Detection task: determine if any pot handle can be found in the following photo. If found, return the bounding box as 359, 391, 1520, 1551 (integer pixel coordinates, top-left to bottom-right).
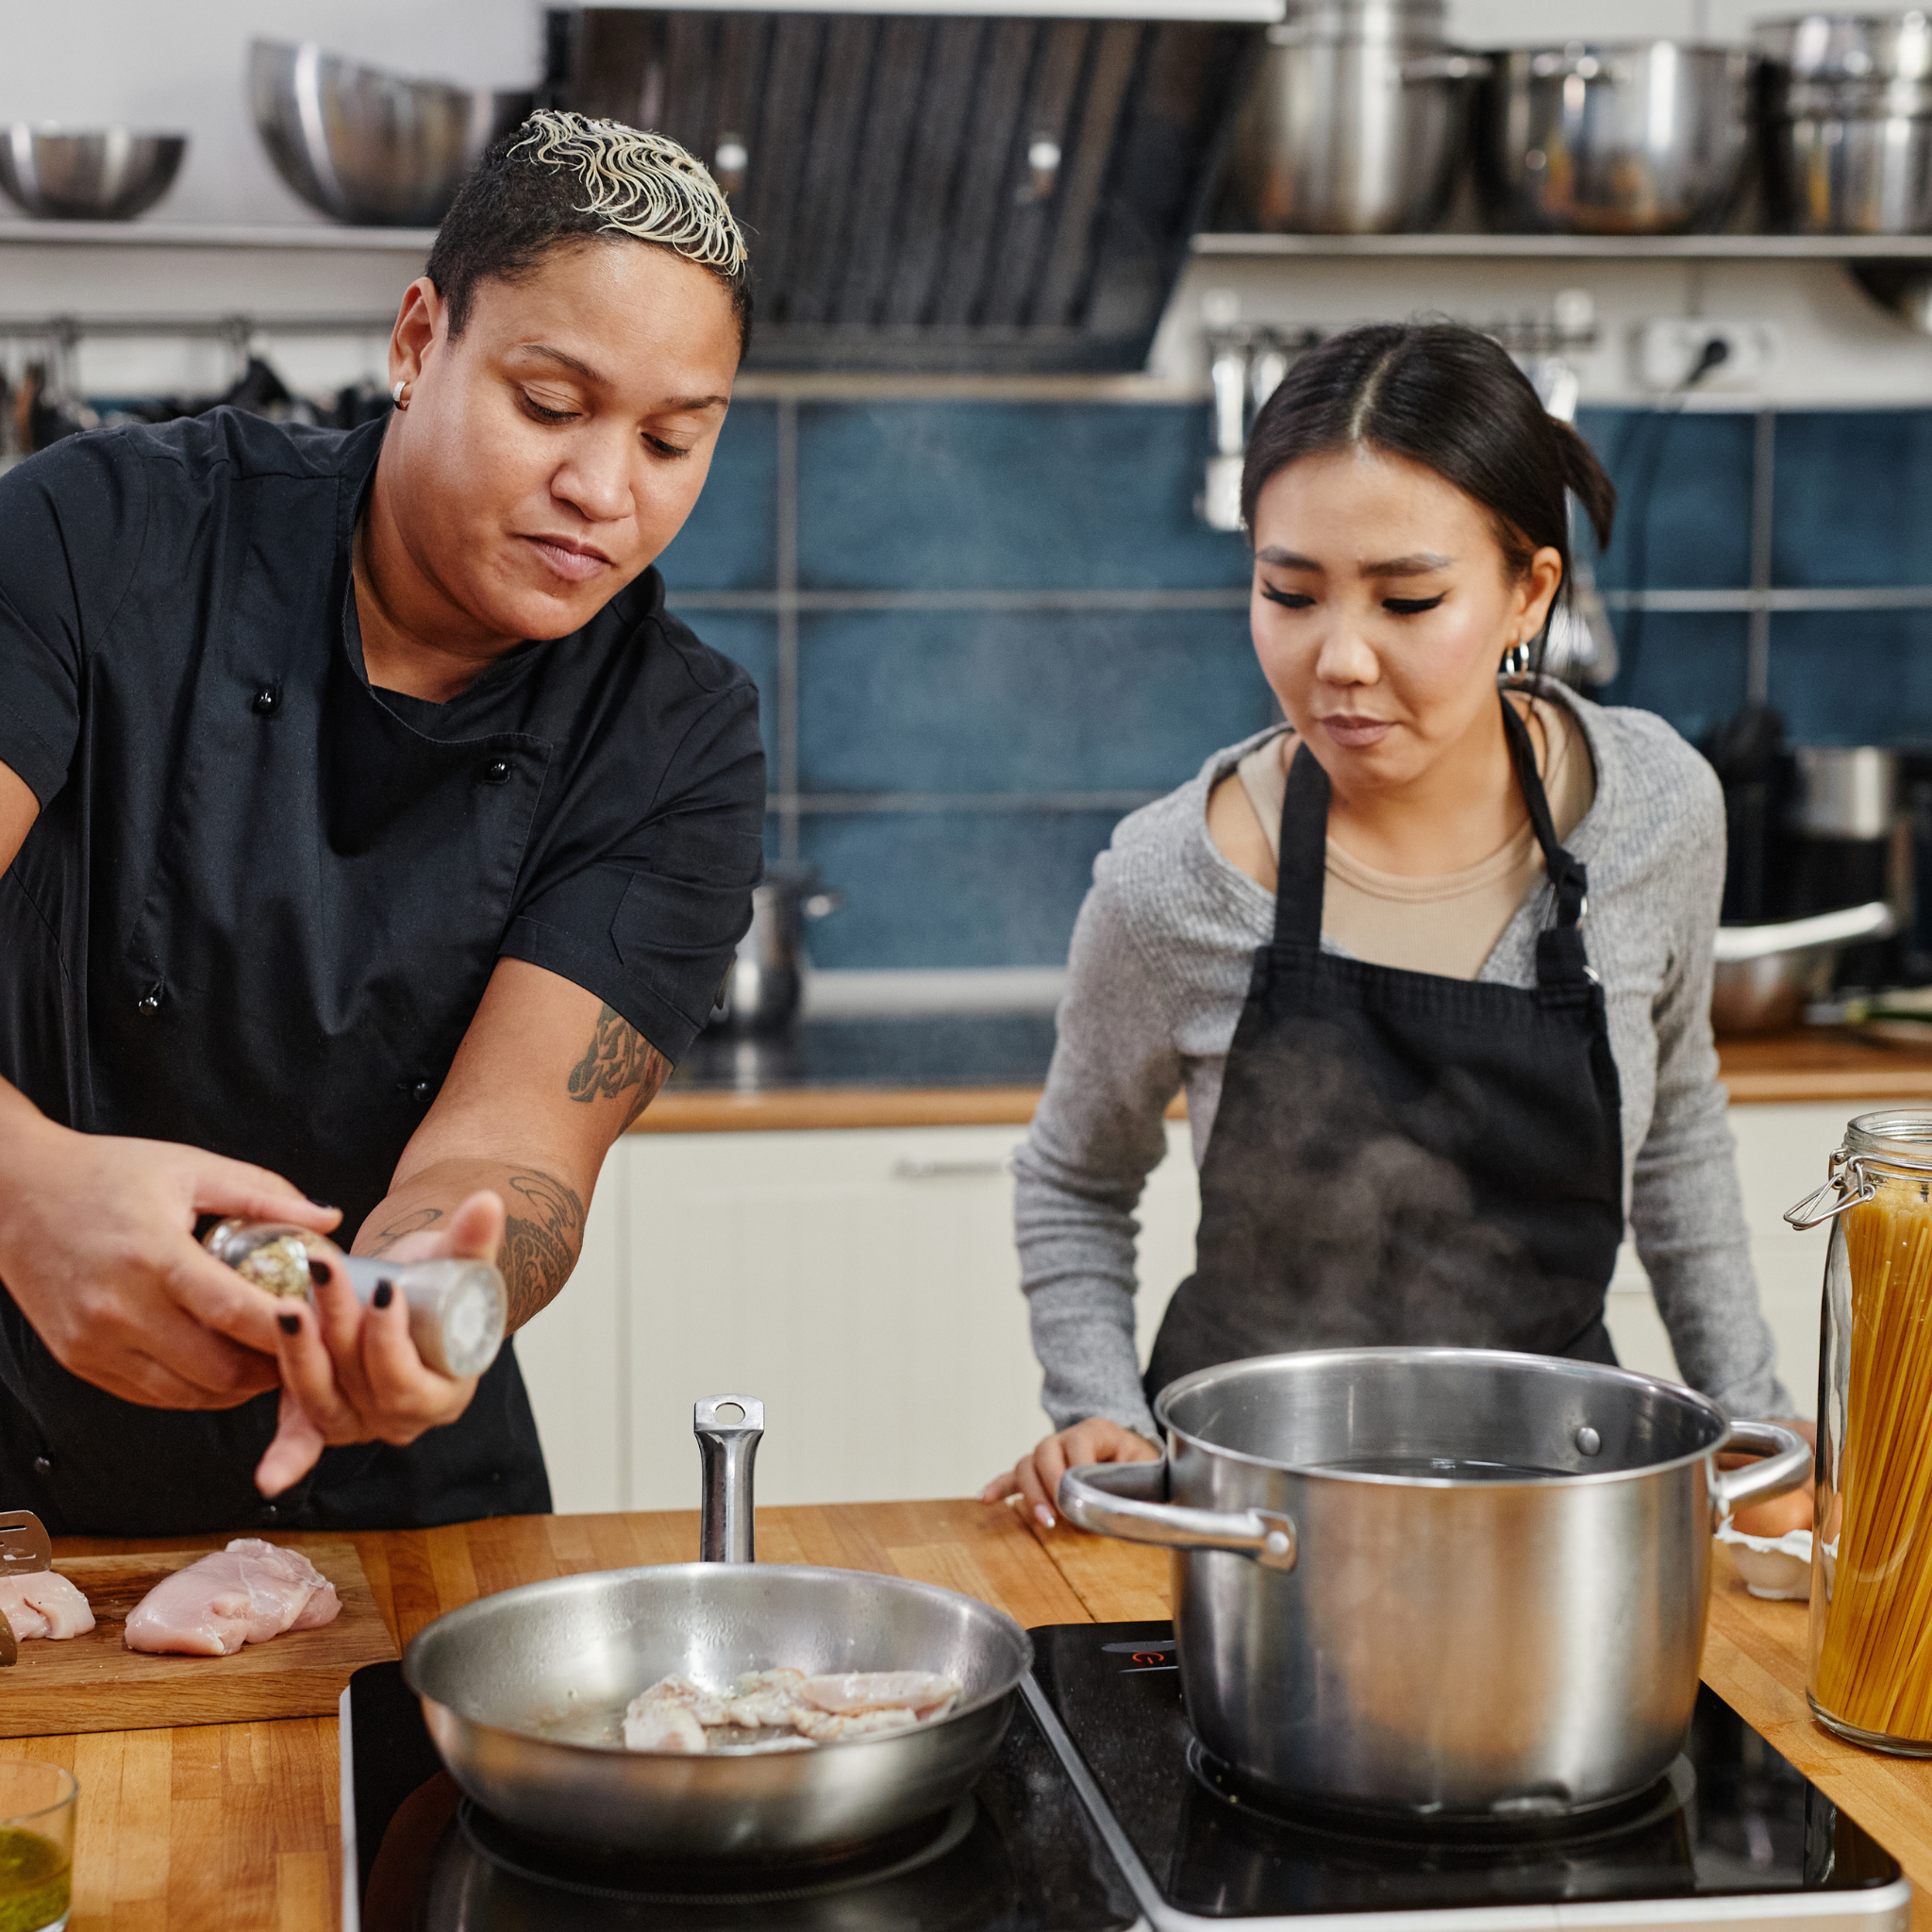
1709, 1418, 1812, 1526
1058, 1459, 1298, 1572
695, 1393, 764, 1563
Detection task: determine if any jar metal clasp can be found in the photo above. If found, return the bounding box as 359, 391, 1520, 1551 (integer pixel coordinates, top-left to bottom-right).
1785, 1149, 1879, 1229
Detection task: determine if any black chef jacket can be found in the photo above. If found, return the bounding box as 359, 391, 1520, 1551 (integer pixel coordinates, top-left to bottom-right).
0, 408, 765, 1535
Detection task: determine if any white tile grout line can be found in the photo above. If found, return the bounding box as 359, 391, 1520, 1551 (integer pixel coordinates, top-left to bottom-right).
676, 586, 1932, 615
1748, 408, 1777, 708
775, 395, 801, 863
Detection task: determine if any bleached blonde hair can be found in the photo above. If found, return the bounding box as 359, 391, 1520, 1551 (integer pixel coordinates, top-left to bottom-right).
508, 109, 747, 278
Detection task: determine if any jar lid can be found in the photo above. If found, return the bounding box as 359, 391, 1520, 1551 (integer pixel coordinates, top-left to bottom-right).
1845, 1108, 1932, 1170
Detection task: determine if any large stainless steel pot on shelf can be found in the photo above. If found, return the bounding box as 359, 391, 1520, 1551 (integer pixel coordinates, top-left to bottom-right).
1058, 1348, 1810, 1821
1758, 13, 1932, 233
1221, 0, 1485, 234
1476, 42, 1757, 233
405, 1395, 1032, 1857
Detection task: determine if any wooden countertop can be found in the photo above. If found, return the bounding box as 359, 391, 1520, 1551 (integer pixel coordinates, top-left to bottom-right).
18, 1504, 1929, 1928
637, 1028, 1932, 1133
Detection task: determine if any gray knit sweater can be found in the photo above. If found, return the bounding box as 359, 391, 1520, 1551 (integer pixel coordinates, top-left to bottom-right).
1013, 685, 1792, 1440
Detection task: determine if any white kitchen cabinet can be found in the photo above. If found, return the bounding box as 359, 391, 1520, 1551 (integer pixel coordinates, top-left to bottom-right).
517, 1102, 1855, 1514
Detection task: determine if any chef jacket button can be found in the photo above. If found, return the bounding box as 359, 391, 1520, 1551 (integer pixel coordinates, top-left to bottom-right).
136, 984, 162, 1015
483, 757, 511, 785
412, 1079, 433, 1105
30, 1455, 50, 1475
252, 687, 279, 717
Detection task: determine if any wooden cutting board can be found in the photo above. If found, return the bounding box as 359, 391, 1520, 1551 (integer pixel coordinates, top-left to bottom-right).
0, 1538, 397, 1737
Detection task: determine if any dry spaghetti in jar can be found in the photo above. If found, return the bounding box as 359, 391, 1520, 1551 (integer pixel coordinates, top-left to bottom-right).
1789, 1108, 1932, 1755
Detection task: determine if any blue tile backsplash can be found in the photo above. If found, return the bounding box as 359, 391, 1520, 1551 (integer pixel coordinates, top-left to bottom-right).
663, 394, 1932, 972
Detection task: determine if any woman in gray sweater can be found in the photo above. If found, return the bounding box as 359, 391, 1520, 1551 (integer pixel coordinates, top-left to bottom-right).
983, 322, 1798, 1528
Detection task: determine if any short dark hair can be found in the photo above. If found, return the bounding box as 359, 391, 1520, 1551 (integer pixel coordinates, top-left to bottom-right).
1241, 324, 1615, 671
425, 115, 753, 356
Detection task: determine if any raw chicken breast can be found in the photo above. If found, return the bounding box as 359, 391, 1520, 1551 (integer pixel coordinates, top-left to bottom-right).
0, 1572, 93, 1641
124, 1540, 341, 1657
623, 1699, 707, 1753
799, 1672, 959, 1719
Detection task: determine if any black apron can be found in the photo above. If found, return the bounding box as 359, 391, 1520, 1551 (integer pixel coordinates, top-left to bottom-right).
1145, 696, 1625, 1398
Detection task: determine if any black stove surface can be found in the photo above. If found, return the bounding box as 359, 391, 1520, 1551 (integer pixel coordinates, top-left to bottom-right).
341, 1660, 1138, 1931
1028, 1622, 1907, 1925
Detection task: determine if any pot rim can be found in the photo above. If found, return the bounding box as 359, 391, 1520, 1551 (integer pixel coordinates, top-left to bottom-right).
1150, 1345, 1735, 1488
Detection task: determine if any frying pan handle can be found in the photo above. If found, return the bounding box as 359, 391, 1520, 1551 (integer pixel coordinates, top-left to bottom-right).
695, 1394, 764, 1563
1058, 1459, 1298, 1572
1710, 1418, 1813, 1527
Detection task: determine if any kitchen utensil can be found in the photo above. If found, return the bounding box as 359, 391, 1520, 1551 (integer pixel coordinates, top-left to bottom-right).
202, 1219, 506, 1380
708, 865, 842, 1038
1222, 0, 1483, 233
0, 127, 186, 222
1058, 1347, 1809, 1819
0, 1510, 51, 1580
403, 1394, 1032, 1857
1711, 899, 1897, 1033
1787, 1108, 1932, 1752
1532, 347, 1620, 688
1758, 12, 1932, 233
249, 40, 532, 227
0, 1539, 394, 1738
1476, 42, 1757, 233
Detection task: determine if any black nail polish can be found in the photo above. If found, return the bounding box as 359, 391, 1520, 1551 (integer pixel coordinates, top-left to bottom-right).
278, 1313, 300, 1336
373, 1279, 394, 1310
308, 1258, 329, 1287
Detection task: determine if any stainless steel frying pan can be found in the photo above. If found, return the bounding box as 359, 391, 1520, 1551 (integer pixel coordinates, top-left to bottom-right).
402, 1395, 1032, 1857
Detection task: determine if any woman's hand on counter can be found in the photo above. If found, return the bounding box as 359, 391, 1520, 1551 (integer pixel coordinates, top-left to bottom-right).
253, 1188, 503, 1497
0, 1097, 341, 1408
981, 1419, 1161, 1530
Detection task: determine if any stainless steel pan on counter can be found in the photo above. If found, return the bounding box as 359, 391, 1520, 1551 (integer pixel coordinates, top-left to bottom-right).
404, 1395, 1031, 1857
1059, 1348, 1810, 1821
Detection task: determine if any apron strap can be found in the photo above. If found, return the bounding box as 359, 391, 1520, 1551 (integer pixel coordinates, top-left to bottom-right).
1273, 698, 1593, 985
1273, 733, 1331, 948
1499, 694, 1593, 988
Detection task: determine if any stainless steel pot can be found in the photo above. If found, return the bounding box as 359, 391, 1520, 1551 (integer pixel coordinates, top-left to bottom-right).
1058, 1348, 1809, 1820
1477, 42, 1757, 234
404, 1395, 1031, 1857
1758, 14, 1932, 233
1222, 0, 1484, 234
708, 865, 842, 1038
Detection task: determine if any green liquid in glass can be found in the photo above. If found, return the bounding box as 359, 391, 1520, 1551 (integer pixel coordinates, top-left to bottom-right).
0, 1826, 71, 1931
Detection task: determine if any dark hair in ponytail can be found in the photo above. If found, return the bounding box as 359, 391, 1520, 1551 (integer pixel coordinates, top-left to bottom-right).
1239, 323, 1616, 672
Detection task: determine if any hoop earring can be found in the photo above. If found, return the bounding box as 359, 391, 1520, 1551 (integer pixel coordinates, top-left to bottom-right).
391, 379, 408, 409
1500, 641, 1530, 680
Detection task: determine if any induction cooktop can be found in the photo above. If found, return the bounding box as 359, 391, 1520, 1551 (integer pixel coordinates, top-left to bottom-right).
341, 1622, 1911, 1931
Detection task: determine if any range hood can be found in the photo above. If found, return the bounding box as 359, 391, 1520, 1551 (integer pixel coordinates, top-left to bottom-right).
542, 6, 1261, 372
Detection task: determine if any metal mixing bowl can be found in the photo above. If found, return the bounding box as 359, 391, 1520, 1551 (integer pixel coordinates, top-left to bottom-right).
1710, 899, 1896, 1034
1476, 42, 1757, 234
249, 39, 532, 226
0, 126, 186, 221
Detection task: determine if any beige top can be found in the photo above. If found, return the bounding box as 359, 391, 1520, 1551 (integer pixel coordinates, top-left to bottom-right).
1236, 703, 1596, 980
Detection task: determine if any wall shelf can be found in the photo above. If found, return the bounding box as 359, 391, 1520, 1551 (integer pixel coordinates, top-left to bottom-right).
0, 221, 435, 251
1191, 231, 1932, 260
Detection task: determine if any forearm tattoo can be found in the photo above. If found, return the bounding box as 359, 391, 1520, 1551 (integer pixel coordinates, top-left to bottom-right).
500, 1168, 587, 1330
366, 1206, 443, 1257
567, 1002, 670, 1128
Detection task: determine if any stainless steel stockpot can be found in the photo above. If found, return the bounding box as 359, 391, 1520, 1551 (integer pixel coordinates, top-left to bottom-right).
1058, 1349, 1810, 1820
1221, 0, 1485, 234
1476, 42, 1757, 234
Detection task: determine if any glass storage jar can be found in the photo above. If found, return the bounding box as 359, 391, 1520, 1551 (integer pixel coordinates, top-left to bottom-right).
1787, 1108, 1932, 1754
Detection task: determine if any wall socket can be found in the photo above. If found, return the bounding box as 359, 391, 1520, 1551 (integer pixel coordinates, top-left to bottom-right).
1637, 319, 1780, 393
